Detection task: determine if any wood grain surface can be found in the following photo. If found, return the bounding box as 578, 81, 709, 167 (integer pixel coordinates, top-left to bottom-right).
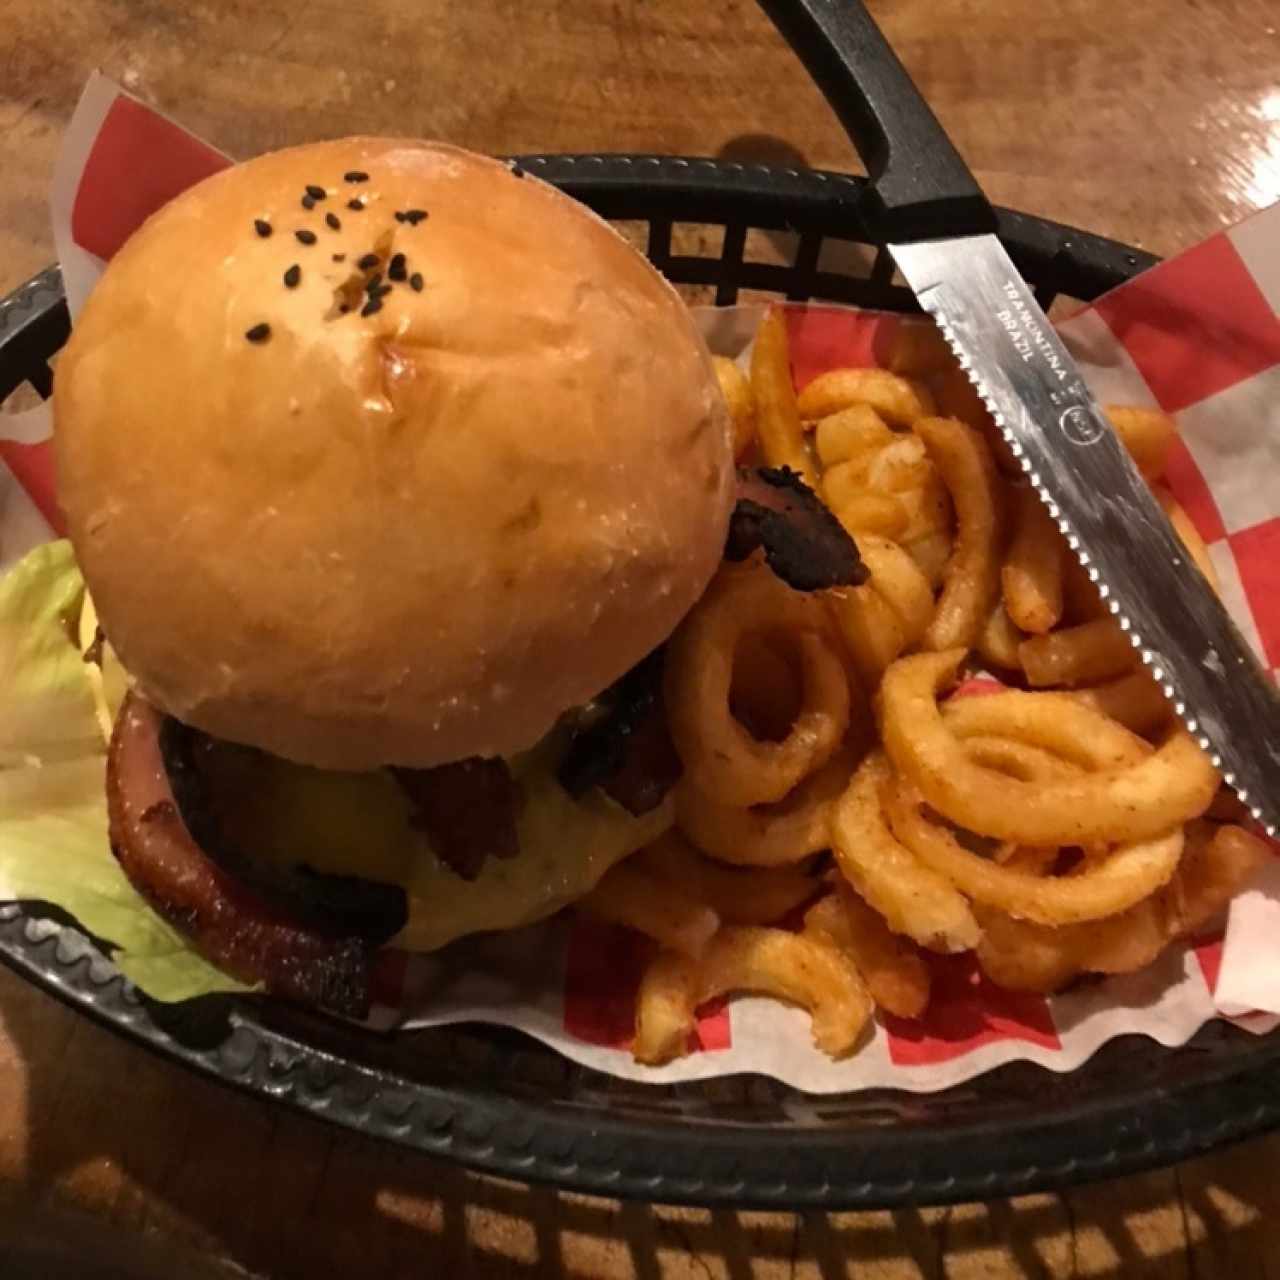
1, 1, 1279, 1276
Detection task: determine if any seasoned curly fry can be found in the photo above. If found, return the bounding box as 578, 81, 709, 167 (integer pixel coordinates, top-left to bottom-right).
814, 404, 896, 468
712, 355, 756, 460
1106, 405, 1176, 479
1069, 671, 1173, 739
915, 417, 1003, 650
1003, 484, 1064, 634
825, 535, 935, 686
942, 689, 1148, 771
880, 651, 1219, 845
676, 750, 856, 867
633, 950, 700, 1065
886, 320, 958, 377
631, 305, 1247, 1068
1155, 485, 1220, 592
1019, 618, 1137, 688
638, 831, 819, 924
580, 861, 719, 957
829, 752, 981, 953
805, 885, 931, 1018
1062, 553, 1110, 623
975, 822, 1269, 992
797, 367, 935, 427
750, 309, 817, 486
633, 927, 873, 1064
885, 776, 1185, 925
977, 602, 1025, 671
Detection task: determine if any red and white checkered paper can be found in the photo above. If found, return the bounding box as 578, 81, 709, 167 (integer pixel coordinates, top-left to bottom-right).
7, 74, 1278, 1092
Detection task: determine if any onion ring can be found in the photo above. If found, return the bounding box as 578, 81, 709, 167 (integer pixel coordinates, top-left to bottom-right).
665, 561, 851, 807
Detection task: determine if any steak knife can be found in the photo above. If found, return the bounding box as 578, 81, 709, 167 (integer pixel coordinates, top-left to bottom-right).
759, 0, 1280, 833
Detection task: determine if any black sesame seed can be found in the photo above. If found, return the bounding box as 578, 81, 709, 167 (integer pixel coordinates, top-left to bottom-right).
253, 218, 272, 238
401, 209, 428, 225
360, 298, 383, 317
368, 283, 392, 300
305, 184, 326, 200
388, 252, 407, 281
325, 211, 341, 231
295, 229, 317, 245
332, 253, 346, 263
347, 198, 365, 211
344, 170, 370, 183
301, 195, 316, 210
409, 272, 424, 291
366, 272, 383, 289
283, 263, 301, 289
356, 252, 380, 270
509, 162, 525, 179
245, 323, 271, 343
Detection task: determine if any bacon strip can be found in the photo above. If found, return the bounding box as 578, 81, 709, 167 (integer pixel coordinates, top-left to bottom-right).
108, 694, 378, 1017
392, 758, 520, 881
728, 466, 867, 591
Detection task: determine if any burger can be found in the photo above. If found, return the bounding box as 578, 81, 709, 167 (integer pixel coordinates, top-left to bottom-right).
53, 138, 860, 1017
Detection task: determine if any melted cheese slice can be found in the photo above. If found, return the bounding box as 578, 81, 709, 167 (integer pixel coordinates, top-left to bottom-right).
199, 728, 672, 952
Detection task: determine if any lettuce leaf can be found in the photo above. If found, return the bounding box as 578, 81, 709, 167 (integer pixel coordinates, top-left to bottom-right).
0, 541, 250, 1000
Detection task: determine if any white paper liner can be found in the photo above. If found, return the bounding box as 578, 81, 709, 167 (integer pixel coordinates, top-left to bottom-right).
3, 74, 1277, 1093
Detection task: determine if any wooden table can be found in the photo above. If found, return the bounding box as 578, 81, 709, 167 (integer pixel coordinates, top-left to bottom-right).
1, 2, 1278, 1275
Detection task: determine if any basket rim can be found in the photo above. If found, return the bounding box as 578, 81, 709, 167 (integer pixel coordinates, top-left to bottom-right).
2, 155, 1267, 1212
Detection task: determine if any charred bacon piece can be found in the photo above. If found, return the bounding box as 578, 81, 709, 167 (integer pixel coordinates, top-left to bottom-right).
598, 707, 682, 816
728, 466, 867, 591
108, 694, 386, 1017
557, 649, 680, 816
392, 758, 520, 881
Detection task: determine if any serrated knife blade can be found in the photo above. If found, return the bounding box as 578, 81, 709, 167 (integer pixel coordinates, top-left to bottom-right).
892, 233, 1280, 834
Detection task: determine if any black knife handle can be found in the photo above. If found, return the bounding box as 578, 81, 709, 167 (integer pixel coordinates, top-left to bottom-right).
757, 0, 996, 242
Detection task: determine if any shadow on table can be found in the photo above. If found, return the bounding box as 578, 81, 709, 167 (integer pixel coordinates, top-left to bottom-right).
0, 957, 1275, 1280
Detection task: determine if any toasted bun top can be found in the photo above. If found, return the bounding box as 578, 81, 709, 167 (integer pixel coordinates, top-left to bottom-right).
54, 139, 733, 770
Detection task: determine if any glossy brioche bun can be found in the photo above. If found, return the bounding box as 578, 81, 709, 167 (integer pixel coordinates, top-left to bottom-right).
54, 139, 734, 770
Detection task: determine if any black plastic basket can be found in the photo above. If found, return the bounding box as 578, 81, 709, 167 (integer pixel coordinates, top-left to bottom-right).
3, 156, 1275, 1211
